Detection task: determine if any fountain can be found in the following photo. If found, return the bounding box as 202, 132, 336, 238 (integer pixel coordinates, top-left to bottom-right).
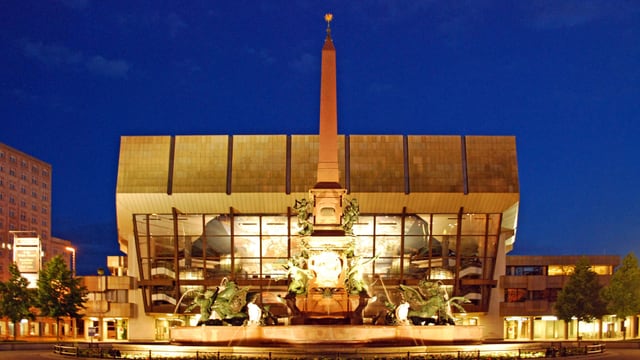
169, 13, 483, 346
169, 194, 482, 346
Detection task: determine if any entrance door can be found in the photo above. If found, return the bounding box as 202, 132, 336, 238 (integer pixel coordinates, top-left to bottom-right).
106, 320, 117, 340
155, 319, 169, 341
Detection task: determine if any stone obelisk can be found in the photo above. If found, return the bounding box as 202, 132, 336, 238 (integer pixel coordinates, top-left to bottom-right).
311, 13, 346, 235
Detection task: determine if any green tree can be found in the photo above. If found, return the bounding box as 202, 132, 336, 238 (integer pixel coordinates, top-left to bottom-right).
602, 252, 640, 339
0, 263, 35, 340
555, 257, 607, 340
36, 255, 87, 340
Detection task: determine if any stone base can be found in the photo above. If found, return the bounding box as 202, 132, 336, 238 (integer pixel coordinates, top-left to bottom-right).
170, 325, 483, 346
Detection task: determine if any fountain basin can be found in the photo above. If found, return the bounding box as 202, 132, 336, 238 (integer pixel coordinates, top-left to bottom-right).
170, 325, 483, 346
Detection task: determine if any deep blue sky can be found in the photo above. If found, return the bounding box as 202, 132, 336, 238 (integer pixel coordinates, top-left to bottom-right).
2, 1, 639, 275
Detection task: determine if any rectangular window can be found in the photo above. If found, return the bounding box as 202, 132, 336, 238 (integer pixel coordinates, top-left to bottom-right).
547, 265, 574, 276
547, 288, 559, 302
507, 266, 546, 276
530, 290, 546, 300
106, 289, 128, 303
505, 288, 527, 302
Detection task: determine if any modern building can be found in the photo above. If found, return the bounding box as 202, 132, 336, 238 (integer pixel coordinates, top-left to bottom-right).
80, 256, 136, 341
114, 19, 519, 341
501, 255, 627, 341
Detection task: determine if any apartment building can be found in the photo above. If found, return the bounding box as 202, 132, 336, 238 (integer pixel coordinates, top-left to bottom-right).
0, 143, 53, 282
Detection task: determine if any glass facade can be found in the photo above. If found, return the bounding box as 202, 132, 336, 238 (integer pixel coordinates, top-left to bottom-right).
133, 211, 502, 315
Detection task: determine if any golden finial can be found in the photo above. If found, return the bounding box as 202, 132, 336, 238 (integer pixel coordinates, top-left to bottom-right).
325, 13, 333, 35
325, 13, 333, 24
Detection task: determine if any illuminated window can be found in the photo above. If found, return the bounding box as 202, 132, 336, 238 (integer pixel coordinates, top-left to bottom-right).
590, 265, 612, 275
505, 288, 527, 302
507, 266, 546, 276
547, 265, 574, 276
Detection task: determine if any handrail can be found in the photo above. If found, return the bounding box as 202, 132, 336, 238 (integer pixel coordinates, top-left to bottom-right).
52, 342, 606, 359
53, 344, 78, 356
586, 343, 605, 354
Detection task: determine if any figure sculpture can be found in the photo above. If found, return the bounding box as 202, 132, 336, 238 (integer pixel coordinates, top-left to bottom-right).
185, 289, 218, 325
397, 280, 470, 325
395, 299, 411, 326
345, 254, 378, 295
185, 278, 251, 326
293, 198, 313, 235
283, 258, 314, 295
342, 198, 359, 235
245, 293, 262, 326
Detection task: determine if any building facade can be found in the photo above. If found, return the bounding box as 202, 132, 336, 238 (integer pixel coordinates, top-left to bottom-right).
0, 143, 77, 339
501, 255, 630, 341
0, 143, 53, 282
81, 256, 136, 342
114, 22, 519, 341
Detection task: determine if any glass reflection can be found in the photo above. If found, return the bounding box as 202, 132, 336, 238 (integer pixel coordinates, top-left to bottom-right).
133, 211, 503, 312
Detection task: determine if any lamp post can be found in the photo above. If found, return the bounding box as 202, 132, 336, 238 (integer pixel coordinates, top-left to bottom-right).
65, 246, 76, 277
65, 246, 76, 339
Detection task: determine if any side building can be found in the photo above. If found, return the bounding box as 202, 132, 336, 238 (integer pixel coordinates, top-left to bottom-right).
0, 143, 53, 282
0, 143, 76, 339
80, 256, 136, 342
500, 255, 626, 340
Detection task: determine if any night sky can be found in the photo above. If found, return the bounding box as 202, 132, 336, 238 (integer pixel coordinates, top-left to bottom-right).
2, 1, 639, 275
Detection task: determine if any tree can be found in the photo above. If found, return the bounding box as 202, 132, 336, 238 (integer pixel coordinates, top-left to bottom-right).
36, 255, 87, 341
555, 257, 607, 340
0, 263, 35, 340
602, 252, 640, 339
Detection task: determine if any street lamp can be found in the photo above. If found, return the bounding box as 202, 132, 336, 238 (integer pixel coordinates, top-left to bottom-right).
65, 246, 77, 339
65, 246, 76, 277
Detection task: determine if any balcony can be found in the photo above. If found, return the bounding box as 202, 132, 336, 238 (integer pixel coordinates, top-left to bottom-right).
82, 275, 135, 292
500, 300, 552, 317
84, 299, 135, 318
